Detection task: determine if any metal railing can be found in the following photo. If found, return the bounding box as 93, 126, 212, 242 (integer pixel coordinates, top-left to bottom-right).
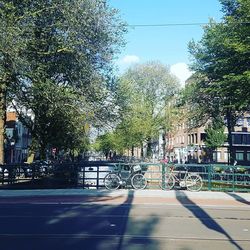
0, 162, 249, 192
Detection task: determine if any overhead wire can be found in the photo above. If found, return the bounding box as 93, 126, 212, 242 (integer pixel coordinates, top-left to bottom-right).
128, 21, 250, 28
128, 23, 208, 27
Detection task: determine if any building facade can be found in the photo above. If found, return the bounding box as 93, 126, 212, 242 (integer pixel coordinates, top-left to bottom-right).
5, 112, 31, 163
166, 115, 250, 165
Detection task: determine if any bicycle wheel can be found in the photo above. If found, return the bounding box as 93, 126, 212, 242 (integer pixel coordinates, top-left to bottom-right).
131, 173, 147, 190
104, 173, 120, 190
159, 174, 175, 190
185, 174, 203, 192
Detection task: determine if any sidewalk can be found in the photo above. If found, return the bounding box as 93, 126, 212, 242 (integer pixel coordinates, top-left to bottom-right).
0, 189, 249, 207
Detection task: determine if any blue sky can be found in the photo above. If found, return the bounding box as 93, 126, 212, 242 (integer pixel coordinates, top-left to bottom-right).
109, 0, 223, 84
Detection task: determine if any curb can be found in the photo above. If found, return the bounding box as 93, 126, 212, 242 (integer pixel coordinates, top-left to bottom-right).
0, 189, 249, 201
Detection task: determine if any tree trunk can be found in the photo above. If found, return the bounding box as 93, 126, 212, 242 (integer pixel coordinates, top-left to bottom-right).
0, 119, 4, 164
162, 131, 166, 159
226, 108, 234, 165
70, 150, 75, 162
146, 138, 152, 158
0, 83, 6, 164
39, 142, 47, 160
140, 142, 144, 158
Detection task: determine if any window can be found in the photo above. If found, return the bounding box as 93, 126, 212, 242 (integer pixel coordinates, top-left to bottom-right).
200, 133, 206, 141
247, 135, 250, 144
233, 134, 250, 144
191, 134, 194, 144
236, 151, 244, 161
217, 151, 221, 160
224, 152, 228, 161
247, 118, 250, 127
212, 151, 221, 161
242, 134, 250, 144
247, 152, 250, 161
236, 117, 244, 126
232, 134, 242, 144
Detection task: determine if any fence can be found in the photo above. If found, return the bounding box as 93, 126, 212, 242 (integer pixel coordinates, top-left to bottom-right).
0, 162, 249, 192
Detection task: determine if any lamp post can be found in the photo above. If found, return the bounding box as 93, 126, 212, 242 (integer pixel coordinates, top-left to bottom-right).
10, 138, 15, 163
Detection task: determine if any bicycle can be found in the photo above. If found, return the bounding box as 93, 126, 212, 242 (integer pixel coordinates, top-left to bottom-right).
159, 165, 203, 191
104, 164, 147, 190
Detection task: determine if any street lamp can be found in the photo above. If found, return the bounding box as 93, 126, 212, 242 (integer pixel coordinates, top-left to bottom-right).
10, 138, 15, 163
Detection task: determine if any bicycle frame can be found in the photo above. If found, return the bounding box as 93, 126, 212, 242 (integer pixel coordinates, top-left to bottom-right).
115, 167, 139, 186
170, 168, 189, 185
160, 165, 203, 191
104, 164, 147, 190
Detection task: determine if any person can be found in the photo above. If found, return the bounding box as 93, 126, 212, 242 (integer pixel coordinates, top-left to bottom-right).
162, 157, 168, 164
181, 156, 186, 164
173, 156, 178, 163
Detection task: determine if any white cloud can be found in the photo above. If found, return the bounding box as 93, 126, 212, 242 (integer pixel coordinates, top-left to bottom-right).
120, 55, 140, 65
170, 63, 193, 86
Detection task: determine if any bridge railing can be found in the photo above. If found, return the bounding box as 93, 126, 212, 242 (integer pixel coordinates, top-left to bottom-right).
0, 162, 249, 192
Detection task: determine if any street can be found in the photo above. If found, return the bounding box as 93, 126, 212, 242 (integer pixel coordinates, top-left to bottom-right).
0, 190, 249, 250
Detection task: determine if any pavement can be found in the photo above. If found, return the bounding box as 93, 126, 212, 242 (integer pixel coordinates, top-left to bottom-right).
0, 189, 249, 249
0, 189, 249, 207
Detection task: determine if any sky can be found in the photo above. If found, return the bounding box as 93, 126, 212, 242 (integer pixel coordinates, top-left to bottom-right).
109, 0, 223, 85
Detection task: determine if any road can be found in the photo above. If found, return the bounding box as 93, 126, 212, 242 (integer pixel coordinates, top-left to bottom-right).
0, 189, 249, 250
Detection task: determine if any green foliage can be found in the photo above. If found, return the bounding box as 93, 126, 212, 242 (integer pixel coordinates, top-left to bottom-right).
213, 166, 224, 173
186, 0, 250, 163
113, 61, 180, 156
94, 132, 116, 157
0, 0, 126, 160
188, 0, 250, 111
204, 119, 227, 150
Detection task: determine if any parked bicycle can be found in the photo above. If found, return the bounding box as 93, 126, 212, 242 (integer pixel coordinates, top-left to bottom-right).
104, 164, 147, 190
159, 165, 203, 191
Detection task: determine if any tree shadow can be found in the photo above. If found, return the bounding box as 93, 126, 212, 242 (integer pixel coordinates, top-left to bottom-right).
175, 190, 243, 250
0, 189, 161, 250
116, 190, 135, 250
226, 192, 250, 206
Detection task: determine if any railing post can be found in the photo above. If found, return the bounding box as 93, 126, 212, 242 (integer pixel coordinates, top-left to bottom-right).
31, 164, 35, 183
232, 166, 235, 192
97, 165, 99, 189
208, 164, 212, 191
82, 166, 86, 189
0, 165, 3, 185
162, 163, 166, 190
82, 166, 85, 189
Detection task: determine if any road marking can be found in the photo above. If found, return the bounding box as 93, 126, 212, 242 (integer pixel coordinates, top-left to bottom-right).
0, 201, 249, 210
0, 214, 249, 221
0, 233, 249, 242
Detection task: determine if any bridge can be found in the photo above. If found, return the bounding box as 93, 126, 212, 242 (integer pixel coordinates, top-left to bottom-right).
0, 161, 250, 192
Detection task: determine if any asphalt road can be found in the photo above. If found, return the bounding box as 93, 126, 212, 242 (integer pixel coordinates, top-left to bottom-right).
0, 190, 249, 250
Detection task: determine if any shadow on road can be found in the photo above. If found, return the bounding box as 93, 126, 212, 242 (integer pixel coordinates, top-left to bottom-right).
175, 190, 244, 250
226, 192, 250, 206
0, 189, 160, 250
117, 190, 135, 250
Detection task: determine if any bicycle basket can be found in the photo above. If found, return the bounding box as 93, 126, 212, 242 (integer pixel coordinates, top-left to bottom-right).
133, 165, 141, 172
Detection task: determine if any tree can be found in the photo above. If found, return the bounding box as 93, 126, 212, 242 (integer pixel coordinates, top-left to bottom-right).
204, 118, 227, 162
0, 0, 126, 162
94, 132, 116, 159
187, 0, 250, 164
114, 61, 180, 158
0, 1, 31, 163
